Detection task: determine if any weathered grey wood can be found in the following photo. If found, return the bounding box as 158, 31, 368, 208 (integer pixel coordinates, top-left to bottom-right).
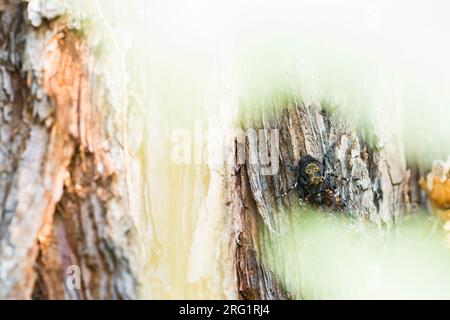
232, 101, 410, 299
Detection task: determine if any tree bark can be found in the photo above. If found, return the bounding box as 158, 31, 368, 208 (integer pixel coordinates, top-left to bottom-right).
0, 1, 136, 299
0, 1, 420, 300
232, 102, 411, 299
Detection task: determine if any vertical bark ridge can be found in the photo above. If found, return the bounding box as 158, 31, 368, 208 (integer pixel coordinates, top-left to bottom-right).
0, 2, 136, 299
233, 101, 409, 299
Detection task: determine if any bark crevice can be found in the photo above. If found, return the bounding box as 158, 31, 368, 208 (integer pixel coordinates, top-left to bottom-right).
233, 102, 412, 299
0, 2, 136, 299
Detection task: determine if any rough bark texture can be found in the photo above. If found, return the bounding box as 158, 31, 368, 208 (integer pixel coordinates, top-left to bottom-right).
0, 1, 136, 299
232, 102, 411, 299
0, 1, 421, 301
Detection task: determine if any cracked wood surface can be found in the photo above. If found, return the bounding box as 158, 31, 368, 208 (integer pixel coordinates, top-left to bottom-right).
0, 1, 136, 299
232, 102, 409, 299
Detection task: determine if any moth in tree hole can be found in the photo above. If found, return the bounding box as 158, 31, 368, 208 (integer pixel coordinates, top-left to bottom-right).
280, 154, 352, 211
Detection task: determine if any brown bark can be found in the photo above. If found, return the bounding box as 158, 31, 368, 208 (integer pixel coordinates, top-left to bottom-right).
0, 1, 136, 299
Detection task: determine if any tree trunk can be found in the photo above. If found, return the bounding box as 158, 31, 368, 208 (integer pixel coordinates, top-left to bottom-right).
0, 1, 136, 299
0, 1, 419, 300
232, 102, 412, 299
